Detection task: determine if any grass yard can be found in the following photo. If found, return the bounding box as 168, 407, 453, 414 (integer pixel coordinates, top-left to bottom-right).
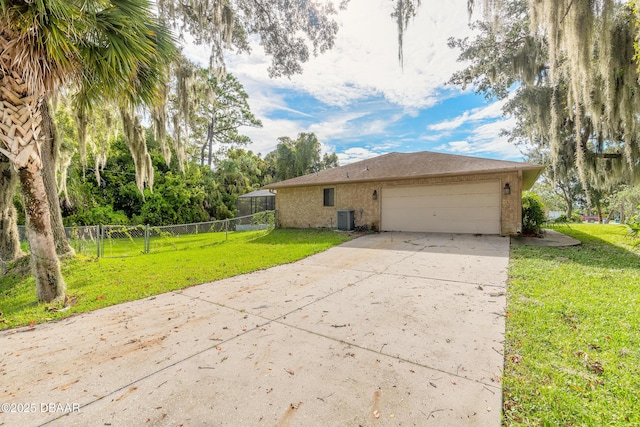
0, 228, 353, 331
504, 224, 640, 425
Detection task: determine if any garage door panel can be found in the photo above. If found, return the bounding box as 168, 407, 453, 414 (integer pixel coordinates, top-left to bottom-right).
474, 207, 502, 220
387, 183, 496, 198
385, 206, 489, 220
385, 218, 498, 234
381, 182, 501, 234
384, 195, 497, 210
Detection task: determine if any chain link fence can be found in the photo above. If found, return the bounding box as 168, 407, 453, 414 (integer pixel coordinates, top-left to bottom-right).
18, 211, 276, 258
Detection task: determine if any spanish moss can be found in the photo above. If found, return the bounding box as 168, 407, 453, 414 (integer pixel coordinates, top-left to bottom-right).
121, 107, 154, 193
477, 0, 640, 194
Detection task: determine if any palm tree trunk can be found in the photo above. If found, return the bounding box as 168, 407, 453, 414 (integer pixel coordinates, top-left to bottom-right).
40, 99, 74, 257
0, 72, 66, 303
0, 153, 23, 268
18, 162, 66, 302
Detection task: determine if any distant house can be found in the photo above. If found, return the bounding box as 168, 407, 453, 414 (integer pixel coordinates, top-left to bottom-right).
236, 189, 275, 217
264, 151, 544, 235
547, 210, 563, 220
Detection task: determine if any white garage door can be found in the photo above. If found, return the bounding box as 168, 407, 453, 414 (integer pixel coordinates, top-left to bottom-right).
381, 181, 501, 234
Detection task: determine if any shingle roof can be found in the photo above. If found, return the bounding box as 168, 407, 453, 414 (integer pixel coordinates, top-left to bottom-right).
264, 151, 544, 190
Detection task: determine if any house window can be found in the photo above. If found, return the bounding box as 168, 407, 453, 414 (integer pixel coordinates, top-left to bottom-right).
323, 188, 335, 206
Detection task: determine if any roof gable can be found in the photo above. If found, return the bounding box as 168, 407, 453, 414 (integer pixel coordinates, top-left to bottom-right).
265, 151, 544, 189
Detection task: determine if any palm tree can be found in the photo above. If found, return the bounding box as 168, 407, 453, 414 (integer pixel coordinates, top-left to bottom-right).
0, 0, 175, 302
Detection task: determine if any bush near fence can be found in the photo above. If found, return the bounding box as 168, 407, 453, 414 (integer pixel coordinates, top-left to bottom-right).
18, 212, 276, 258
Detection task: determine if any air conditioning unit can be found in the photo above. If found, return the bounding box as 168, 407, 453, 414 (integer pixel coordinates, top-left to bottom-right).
337, 210, 355, 231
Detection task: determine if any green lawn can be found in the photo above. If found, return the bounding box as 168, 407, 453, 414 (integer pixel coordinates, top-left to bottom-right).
0, 228, 353, 330
504, 224, 640, 425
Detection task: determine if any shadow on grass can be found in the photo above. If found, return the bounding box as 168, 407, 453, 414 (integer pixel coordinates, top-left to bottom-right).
513, 225, 640, 271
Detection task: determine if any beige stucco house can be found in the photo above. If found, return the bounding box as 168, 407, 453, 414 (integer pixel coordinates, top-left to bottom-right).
264, 151, 544, 235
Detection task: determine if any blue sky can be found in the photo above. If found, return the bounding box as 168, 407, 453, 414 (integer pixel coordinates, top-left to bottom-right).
185, 0, 521, 165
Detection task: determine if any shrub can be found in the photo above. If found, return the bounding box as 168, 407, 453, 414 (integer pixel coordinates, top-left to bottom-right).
570, 212, 583, 223
629, 214, 640, 242
552, 212, 582, 224
251, 210, 275, 227
553, 214, 569, 223
63, 205, 130, 226
522, 192, 546, 235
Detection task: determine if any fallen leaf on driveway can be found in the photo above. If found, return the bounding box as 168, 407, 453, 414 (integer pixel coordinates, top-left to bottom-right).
284, 368, 295, 375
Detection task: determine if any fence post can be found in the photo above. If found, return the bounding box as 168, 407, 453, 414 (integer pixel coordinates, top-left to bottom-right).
97, 225, 101, 258
144, 224, 150, 254
225, 219, 228, 240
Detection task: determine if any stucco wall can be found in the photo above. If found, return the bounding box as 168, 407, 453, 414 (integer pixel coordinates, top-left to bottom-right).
275, 172, 523, 235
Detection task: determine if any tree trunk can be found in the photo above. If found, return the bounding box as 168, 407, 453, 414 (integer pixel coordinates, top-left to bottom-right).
18, 163, 66, 302
564, 197, 573, 218
40, 99, 74, 257
208, 120, 214, 167
0, 71, 66, 303
560, 186, 573, 218
200, 141, 207, 167
0, 154, 23, 267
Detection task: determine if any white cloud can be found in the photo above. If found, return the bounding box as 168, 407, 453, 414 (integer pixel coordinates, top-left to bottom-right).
427, 112, 472, 132
436, 116, 521, 159
224, 0, 476, 108
338, 147, 389, 165
307, 112, 369, 139
239, 118, 303, 156
240, 107, 403, 156
427, 98, 508, 132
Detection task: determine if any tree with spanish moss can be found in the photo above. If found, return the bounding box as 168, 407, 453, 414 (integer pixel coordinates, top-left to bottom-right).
157, 0, 342, 78
399, 0, 640, 190
0, 0, 175, 302
447, 0, 640, 204
164, 59, 262, 168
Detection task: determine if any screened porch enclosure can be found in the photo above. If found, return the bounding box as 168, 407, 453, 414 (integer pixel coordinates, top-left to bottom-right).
236, 189, 275, 217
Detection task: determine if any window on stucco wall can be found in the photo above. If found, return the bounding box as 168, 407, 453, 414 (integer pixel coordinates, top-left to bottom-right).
323, 188, 334, 206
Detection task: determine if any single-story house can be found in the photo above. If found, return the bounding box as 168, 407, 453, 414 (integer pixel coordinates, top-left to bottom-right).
264, 151, 544, 235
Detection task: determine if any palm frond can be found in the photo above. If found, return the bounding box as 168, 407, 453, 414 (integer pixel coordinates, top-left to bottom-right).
1, 0, 176, 106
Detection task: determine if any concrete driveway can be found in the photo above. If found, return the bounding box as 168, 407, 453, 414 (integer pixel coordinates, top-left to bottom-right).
0, 232, 509, 426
